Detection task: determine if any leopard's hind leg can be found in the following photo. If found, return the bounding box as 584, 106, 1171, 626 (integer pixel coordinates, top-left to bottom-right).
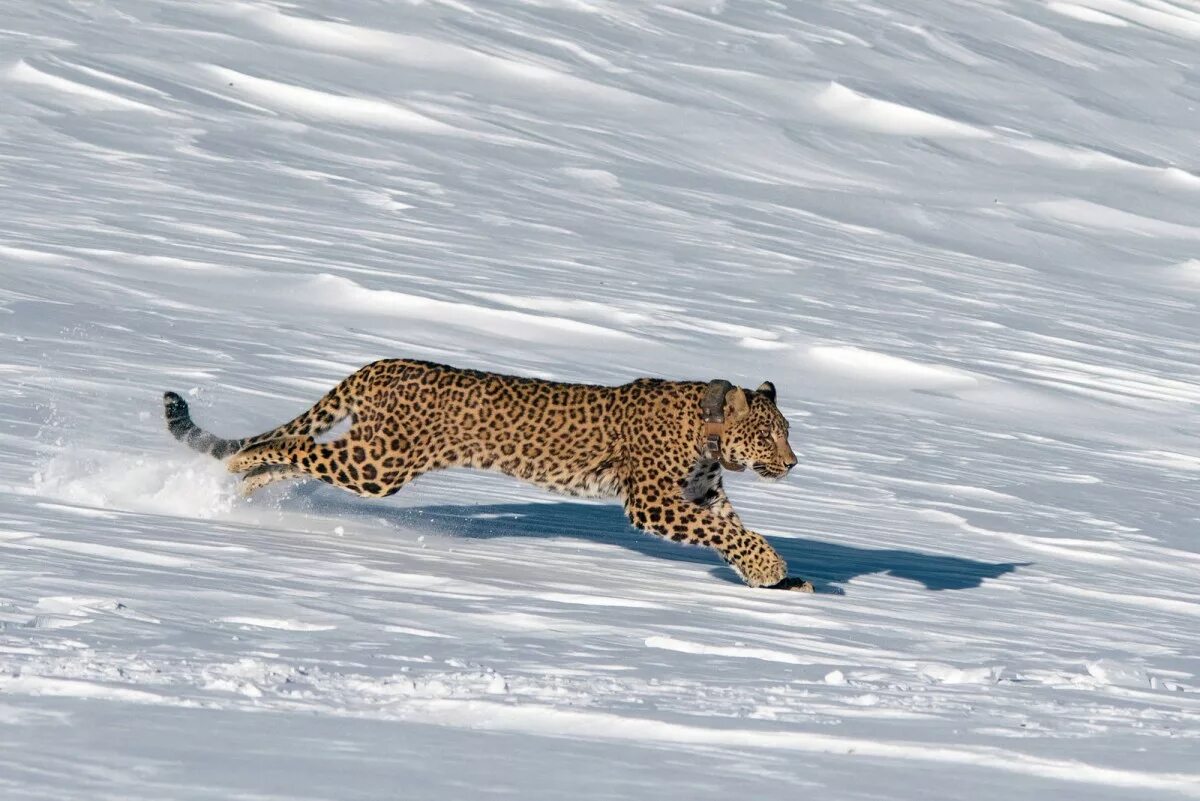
228, 434, 422, 498
227, 436, 314, 474
239, 464, 308, 497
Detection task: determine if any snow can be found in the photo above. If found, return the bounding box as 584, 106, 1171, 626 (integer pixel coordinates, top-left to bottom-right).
812, 81, 993, 139
1, 0, 1198, 798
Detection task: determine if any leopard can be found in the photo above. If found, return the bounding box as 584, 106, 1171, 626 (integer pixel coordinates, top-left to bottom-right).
163, 359, 813, 591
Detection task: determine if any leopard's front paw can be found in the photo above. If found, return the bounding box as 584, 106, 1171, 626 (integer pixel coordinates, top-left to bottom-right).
769, 576, 815, 593
740, 554, 788, 588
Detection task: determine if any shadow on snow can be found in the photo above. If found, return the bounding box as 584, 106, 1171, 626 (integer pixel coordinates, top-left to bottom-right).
301, 493, 1026, 595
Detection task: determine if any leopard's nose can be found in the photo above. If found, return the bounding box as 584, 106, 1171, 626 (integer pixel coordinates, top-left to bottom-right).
784, 458, 797, 471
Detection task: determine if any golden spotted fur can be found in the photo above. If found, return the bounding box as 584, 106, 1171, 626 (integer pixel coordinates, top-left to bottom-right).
164, 359, 811, 590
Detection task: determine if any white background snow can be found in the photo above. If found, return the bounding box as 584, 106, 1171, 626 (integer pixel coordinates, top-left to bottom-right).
1, 0, 1199, 797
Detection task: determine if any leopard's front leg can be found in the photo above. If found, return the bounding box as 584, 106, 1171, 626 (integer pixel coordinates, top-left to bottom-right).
623, 474, 812, 591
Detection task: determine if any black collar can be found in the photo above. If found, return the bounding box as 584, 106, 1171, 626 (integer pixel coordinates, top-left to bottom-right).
700, 379, 745, 472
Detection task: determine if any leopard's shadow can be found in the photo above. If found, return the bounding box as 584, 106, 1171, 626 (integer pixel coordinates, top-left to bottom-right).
298, 493, 1025, 594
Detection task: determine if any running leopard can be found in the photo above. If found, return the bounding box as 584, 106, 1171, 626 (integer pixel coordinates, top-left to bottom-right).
163, 359, 812, 591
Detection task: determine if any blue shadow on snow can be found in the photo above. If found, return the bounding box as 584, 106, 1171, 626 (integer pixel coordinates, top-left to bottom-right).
321, 499, 1027, 595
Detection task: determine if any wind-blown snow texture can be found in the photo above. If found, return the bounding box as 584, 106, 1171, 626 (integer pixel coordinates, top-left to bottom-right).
1, 0, 1199, 798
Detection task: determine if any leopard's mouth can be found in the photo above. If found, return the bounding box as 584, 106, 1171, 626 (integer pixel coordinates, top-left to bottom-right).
752, 462, 788, 480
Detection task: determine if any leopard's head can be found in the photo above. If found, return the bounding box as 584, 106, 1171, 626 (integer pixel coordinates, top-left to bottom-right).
719, 382, 797, 480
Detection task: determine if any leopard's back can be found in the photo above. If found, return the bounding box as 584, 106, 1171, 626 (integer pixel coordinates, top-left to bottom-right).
352, 359, 628, 497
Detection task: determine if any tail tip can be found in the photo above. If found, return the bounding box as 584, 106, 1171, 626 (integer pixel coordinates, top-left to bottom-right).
163, 391, 188, 418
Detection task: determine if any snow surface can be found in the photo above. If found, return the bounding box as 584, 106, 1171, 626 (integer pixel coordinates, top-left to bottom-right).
1, 0, 1199, 798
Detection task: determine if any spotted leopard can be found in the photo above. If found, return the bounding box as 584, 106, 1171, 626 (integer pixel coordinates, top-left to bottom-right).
163, 359, 812, 591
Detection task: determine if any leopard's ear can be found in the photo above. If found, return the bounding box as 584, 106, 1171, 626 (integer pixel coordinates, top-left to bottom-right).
724, 387, 750, 420
757, 381, 777, 403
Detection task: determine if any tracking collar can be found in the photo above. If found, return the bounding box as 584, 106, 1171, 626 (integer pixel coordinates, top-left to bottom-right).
700, 379, 745, 472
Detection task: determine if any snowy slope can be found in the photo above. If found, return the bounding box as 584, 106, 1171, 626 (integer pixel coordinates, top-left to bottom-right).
1, 0, 1199, 797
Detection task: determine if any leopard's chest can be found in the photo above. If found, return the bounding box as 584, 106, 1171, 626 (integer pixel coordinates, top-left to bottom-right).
680, 457, 721, 505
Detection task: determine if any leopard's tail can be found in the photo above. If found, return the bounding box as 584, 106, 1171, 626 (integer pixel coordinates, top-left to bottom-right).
163, 392, 246, 459
163, 381, 354, 460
